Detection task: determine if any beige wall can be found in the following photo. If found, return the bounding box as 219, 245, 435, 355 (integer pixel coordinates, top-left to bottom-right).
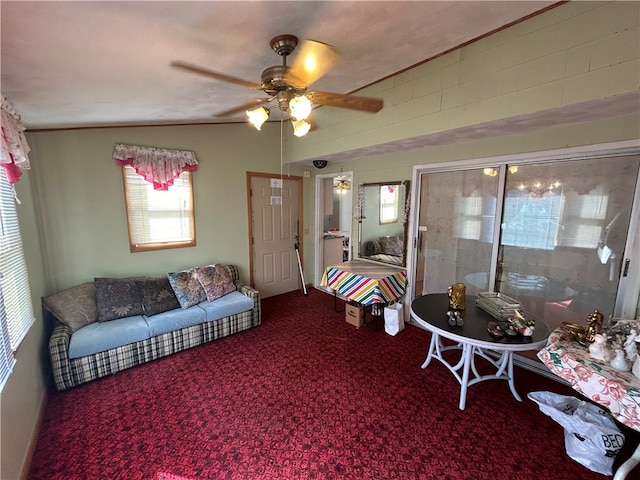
286, 1, 639, 163
3, 2, 639, 478
301, 114, 640, 278
26, 123, 290, 291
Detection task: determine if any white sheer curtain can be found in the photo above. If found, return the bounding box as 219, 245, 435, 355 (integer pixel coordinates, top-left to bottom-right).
113, 143, 198, 190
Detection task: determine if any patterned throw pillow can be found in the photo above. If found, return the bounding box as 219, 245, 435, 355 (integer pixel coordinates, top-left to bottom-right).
42, 282, 98, 332
195, 264, 236, 302
167, 269, 207, 309
94, 277, 145, 322
379, 235, 403, 256
140, 277, 181, 316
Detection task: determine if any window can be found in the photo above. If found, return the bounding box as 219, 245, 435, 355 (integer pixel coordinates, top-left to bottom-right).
0, 167, 35, 391
502, 189, 563, 250
379, 185, 399, 224
122, 166, 196, 252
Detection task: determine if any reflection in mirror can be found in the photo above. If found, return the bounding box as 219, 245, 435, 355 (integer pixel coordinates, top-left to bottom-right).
357, 181, 410, 267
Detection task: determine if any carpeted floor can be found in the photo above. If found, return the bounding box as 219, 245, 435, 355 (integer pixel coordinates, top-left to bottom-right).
28, 289, 638, 479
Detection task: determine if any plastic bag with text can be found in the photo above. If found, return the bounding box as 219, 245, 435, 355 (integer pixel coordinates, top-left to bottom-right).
528, 391, 624, 475
384, 302, 404, 336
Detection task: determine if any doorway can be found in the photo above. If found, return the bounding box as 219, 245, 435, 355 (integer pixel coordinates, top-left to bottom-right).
247, 172, 303, 298
314, 171, 353, 288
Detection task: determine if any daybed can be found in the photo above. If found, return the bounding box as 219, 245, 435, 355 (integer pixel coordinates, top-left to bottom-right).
45, 264, 260, 391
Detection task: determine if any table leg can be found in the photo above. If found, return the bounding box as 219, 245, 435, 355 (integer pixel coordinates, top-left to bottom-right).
458, 344, 474, 410
422, 332, 438, 368
504, 351, 522, 402
614, 442, 640, 480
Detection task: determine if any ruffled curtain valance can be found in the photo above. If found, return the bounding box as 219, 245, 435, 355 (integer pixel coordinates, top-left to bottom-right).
1, 94, 31, 184
113, 143, 198, 191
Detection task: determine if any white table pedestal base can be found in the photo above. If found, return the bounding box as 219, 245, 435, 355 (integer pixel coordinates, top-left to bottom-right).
422, 332, 521, 410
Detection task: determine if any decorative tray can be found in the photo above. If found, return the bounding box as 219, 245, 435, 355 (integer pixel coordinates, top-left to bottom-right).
475, 292, 521, 320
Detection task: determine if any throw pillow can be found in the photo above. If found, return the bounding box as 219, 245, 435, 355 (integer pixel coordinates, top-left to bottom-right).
94, 277, 145, 322
195, 264, 236, 302
379, 235, 403, 256
140, 277, 181, 316
167, 268, 207, 309
42, 282, 98, 332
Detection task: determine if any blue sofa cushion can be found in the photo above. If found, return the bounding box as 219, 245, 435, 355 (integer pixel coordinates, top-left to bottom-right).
69, 315, 150, 358
144, 304, 207, 336
197, 291, 254, 322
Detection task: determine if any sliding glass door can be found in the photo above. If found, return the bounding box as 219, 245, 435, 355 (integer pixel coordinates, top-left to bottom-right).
414, 152, 639, 333
416, 168, 500, 297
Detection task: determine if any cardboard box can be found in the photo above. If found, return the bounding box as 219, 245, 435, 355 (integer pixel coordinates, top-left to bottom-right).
345, 302, 364, 328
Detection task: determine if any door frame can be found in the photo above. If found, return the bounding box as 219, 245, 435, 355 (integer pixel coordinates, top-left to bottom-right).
246, 171, 304, 290
314, 171, 353, 287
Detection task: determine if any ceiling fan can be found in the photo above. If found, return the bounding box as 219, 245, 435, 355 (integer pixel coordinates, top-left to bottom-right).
171, 34, 383, 136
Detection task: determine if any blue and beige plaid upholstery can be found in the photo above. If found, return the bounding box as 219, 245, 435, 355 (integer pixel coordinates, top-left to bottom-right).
48, 265, 261, 391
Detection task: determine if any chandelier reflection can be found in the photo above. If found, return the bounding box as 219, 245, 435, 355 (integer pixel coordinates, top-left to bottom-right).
482, 165, 561, 197
517, 180, 562, 198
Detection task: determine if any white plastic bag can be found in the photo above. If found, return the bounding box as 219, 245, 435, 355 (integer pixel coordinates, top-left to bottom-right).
384, 302, 404, 336
528, 391, 624, 475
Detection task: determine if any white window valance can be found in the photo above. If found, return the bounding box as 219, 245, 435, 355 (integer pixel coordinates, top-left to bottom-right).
113, 143, 198, 191
1, 94, 31, 184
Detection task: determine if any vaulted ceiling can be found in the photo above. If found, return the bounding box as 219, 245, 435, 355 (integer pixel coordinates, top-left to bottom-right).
1, 1, 558, 130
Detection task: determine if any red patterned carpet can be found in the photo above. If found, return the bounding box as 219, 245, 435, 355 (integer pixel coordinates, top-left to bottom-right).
28, 289, 638, 479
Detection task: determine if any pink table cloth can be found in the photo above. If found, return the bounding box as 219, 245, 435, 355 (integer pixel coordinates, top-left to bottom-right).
538, 328, 640, 432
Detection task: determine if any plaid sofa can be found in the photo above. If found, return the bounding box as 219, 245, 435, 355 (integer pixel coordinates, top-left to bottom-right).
47, 265, 261, 391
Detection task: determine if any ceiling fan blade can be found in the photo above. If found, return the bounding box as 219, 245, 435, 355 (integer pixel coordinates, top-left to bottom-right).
307, 91, 383, 113
171, 61, 261, 89
285, 40, 340, 88
214, 97, 274, 117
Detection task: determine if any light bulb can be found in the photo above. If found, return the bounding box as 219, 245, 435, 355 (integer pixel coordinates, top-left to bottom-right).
292, 119, 311, 137
289, 95, 312, 121
246, 107, 269, 130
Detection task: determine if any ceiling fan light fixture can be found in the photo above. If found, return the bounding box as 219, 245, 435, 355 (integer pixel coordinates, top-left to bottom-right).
288, 95, 312, 121
335, 179, 351, 194
246, 106, 270, 130
291, 119, 311, 137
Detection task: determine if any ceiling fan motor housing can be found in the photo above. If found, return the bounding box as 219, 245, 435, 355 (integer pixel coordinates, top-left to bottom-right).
270, 34, 298, 57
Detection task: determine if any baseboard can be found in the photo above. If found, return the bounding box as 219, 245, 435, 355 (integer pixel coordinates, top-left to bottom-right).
19, 389, 48, 480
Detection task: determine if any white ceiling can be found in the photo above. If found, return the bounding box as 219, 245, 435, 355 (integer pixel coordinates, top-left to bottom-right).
1, 1, 559, 130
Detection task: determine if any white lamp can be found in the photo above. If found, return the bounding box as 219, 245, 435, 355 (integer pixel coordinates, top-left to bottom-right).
246, 107, 269, 130
292, 119, 311, 137
288, 95, 312, 121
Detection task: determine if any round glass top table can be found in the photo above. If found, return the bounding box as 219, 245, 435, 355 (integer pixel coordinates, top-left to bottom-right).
410, 293, 550, 410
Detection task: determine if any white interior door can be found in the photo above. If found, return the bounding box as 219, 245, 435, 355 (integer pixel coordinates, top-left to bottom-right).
250, 174, 302, 298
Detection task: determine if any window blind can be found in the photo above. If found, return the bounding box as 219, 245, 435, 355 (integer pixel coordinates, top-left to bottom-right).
123, 166, 195, 249
0, 167, 35, 390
